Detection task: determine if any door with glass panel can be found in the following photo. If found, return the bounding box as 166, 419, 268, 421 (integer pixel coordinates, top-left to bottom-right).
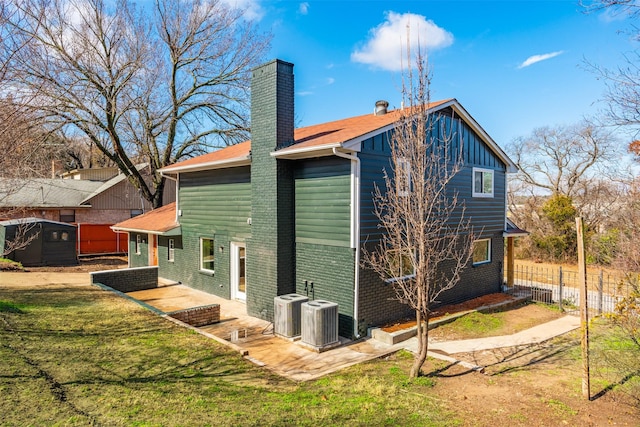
231, 242, 246, 301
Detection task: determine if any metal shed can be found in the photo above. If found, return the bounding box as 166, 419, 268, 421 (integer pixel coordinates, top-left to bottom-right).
0, 218, 78, 266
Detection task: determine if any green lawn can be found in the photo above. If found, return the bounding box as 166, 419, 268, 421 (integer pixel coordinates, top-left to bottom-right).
0, 283, 459, 426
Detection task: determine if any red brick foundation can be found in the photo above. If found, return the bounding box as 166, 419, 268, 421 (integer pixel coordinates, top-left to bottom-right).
167, 304, 220, 327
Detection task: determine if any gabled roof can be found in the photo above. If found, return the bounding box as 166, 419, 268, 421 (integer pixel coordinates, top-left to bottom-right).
111, 202, 180, 236
80, 164, 148, 205
503, 218, 529, 237
0, 178, 103, 208
160, 99, 517, 174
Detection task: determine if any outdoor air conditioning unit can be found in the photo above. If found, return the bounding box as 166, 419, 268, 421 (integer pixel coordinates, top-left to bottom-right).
274, 294, 309, 338
301, 300, 339, 349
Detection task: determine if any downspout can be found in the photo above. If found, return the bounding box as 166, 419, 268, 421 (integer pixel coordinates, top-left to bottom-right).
160, 171, 179, 223
332, 147, 362, 338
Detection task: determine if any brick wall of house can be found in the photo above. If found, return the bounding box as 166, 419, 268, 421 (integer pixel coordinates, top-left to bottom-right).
357, 236, 504, 335
294, 243, 355, 338
90, 266, 158, 293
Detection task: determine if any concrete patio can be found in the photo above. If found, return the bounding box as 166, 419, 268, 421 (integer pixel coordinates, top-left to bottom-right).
126, 283, 581, 382
127, 284, 404, 381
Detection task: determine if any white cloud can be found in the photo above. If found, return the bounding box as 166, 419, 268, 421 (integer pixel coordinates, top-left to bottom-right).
351, 12, 453, 72
299, 2, 309, 15
518, 51, 564, 69
220, 0, 264, 21
326, 77, 335, 85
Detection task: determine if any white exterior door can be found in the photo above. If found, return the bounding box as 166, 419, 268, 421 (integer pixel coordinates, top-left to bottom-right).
230, 242, 246, 302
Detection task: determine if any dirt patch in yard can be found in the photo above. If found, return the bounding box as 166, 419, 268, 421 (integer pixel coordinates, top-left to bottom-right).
1, 255, 128, 273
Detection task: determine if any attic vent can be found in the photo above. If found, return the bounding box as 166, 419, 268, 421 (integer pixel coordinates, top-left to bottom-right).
374, 100, 389, 116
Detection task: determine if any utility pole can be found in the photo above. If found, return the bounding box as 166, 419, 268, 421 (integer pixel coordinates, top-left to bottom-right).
576, 216, 590, 400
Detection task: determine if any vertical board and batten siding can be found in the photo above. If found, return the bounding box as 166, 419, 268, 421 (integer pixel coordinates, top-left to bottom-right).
293, 157, 355, 337
162, 167, 251, 297
356, 111, 508, 333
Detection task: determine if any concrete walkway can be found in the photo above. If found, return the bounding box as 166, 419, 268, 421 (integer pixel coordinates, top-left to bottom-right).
404, 315, 581, 354
125, 284, 582, 381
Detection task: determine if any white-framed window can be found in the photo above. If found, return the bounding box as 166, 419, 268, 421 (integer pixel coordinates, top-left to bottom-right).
397, 157, 411, 197
472, 238, 491, 265
135, 234, 141, 255
168, 238, 175, 262
386, 248, 415, 282
200, 237, 215, 273
472, 167, 494, 198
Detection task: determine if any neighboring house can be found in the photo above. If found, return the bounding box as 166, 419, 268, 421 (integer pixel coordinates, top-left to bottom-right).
0, 166, 175, 255
0, 218, 78, 266
112, 60, 518, 339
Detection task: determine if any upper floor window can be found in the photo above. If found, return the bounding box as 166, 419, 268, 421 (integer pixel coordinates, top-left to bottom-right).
397, 158, 411, 197
473, 168, 494, 198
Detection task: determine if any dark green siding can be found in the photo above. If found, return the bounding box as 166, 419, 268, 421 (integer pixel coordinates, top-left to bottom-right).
128, 233, 148, 269
294, 157, 351, 247
295, 243, 355, 338
162, 167, 251, 296
293, 157, 354, 337
179, 167, 252, 235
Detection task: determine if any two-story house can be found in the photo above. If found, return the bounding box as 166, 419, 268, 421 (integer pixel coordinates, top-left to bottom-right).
113, 59, 517, 339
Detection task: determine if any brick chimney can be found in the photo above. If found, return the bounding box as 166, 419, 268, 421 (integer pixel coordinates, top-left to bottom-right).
246, 59, 296, 321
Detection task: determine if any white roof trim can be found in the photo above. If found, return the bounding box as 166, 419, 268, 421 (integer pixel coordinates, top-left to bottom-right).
270, 142, 341, 159
110, 225, 181, 236
161, 156, 251, 174
444, 100, 518, 173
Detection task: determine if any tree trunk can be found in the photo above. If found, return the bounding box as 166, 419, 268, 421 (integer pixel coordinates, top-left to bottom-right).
410, 310, 429, 378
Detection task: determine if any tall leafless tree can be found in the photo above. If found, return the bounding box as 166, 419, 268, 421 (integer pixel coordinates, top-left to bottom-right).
1, 0, 270, 208
364, 54, 475, 379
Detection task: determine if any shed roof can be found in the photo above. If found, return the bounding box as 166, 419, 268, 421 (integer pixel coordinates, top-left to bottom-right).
0, 217, 77, 228
111, 202, 179, 235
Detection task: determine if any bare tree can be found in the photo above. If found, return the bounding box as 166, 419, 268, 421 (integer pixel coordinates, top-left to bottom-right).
1, 219, 39, 258
364, 55, 475, 378
2, 0, 270, 207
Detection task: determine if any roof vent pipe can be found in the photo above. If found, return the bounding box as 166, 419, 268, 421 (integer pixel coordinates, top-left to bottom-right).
374, 100, 389, 116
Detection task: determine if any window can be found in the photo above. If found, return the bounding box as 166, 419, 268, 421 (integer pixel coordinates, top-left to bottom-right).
397, 158, 411, 197
386, 248, 415, 281
168, 238, 175, 262
200, 238, 215, 273
472, 239, 491, 265
51, 231, 59, 240
472, 168, 494, 198
59, 209, 75, 222
135, 235, 141, 255
61, 232, 69, 241
130, 209, 143, 217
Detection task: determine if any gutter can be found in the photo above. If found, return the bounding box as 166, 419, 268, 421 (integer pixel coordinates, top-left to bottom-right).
332, 147, 362, 339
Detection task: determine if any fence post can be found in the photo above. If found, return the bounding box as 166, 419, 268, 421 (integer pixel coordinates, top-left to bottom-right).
598, 270, 604, 316
558, 266, 564, 312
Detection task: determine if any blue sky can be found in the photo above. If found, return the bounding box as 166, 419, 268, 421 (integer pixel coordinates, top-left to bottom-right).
236, 0, 638, 146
